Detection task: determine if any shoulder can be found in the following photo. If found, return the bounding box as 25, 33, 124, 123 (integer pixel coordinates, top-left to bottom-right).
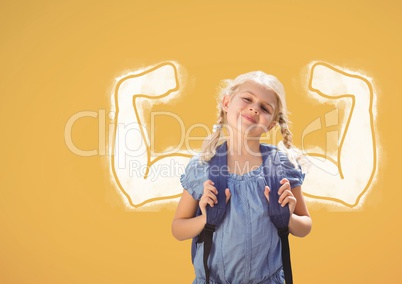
261, 143, 306, 189
260, 143, 300, 166
180, 154, 209, 200
185, 154, 209, 172
260, 143, 278, 153
260, 143, 284, 164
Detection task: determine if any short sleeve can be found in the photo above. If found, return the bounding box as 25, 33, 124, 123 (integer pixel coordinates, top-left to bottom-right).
278, 151, 306, 189
180, 155, 209, 200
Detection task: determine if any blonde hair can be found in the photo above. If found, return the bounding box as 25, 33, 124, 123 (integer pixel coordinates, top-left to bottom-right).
200, 71, 307, 171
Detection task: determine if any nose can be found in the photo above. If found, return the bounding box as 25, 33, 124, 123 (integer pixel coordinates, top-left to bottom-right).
249, 106, 259, 115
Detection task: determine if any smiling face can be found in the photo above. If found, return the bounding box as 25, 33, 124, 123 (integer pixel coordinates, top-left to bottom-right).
222, 80, 278, 138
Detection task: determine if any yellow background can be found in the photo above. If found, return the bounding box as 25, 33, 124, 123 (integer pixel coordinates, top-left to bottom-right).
1, 0, 401, 283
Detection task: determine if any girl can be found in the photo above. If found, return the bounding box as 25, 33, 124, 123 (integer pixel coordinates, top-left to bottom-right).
172, 71, 312, 283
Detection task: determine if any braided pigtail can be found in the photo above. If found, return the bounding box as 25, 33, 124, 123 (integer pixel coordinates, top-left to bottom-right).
277, 112, 310, 173
200, 78, 234, 162
200, 110, 225, 162
278, 112, 293, 149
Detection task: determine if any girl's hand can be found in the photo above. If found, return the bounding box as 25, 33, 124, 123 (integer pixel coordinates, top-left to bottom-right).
200, 180, 231, 217
264, 178, 297, 215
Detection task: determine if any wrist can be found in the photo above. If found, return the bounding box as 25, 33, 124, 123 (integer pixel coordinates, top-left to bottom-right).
288, 213, 295, 229
200, 212, 207, 224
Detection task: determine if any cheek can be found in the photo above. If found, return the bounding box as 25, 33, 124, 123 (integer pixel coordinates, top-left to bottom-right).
225, 107, 236, 121
261, 113, 273, 124
227, 102, 242, 114
232, 98, 247, 108
230, 109, 241, 120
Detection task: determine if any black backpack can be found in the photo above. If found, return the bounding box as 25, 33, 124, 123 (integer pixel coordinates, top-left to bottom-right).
192, 141, 293, 284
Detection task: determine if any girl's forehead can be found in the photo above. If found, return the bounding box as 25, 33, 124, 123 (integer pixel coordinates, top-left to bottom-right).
236, 81, 278, 102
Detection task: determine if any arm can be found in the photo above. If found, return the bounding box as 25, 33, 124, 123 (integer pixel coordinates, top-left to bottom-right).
288, 186, 312, 237
171, 190, 206, 241
172, 180, 231, 241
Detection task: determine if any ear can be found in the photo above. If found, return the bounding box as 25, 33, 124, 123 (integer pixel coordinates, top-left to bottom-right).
222, 95, 230, 112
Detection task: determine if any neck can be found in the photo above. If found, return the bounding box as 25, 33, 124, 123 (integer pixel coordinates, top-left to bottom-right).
226, 134, 261, 158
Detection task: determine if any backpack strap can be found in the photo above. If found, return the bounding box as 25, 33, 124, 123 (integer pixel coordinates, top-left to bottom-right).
261, 145, 293, 284
196, 142, 228, 284
192, 143, 293, 284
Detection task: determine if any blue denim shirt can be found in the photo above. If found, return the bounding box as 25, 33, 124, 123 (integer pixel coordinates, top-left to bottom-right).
180, 146, 305, 284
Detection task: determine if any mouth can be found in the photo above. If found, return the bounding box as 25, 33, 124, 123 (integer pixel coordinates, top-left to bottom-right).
241, 113, 257, 124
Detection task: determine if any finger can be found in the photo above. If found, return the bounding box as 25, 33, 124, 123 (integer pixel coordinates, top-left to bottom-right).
204, 183, 218, 195
202, 195, 217, 207
279, 195, 296, 207
203, 180, 217, 193
205, 191, 218, 204
203, 180, 214, 187
278, 181, 291, 195
278, 189, 292, 204
278, 178, 290, 194
282, 197, 297, 215
264, 186, 270, 202
225, 188, 231, 203
207, 185, 218, 196
207, 197, 216, 207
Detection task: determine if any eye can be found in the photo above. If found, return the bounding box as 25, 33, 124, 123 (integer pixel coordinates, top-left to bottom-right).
243, 97, 252, 102
261, 105, 271, 114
